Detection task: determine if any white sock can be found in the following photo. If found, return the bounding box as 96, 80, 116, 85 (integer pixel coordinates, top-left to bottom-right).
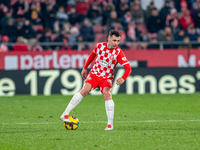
105, 100, 114, 127
63, 92, 83, 115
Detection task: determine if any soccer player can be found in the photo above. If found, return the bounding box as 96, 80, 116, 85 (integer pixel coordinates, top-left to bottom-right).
60, 30, 132, 130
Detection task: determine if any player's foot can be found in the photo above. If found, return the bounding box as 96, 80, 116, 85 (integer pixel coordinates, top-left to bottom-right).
104, 124, 113, 130
60, 114, 70, 123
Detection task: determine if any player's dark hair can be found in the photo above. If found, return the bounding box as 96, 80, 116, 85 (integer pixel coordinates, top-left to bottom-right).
109, 30, 121, 37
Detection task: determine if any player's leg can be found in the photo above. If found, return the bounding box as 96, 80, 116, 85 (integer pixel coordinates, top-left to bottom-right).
60, 73, 98, 123
99, 79, 114, 130
60, 83, 92, 122
103, 87, 114, 130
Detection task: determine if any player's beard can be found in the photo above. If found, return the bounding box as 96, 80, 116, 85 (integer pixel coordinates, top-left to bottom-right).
110, 43, 117, 49
112, 45, 117, 48
108, 41, 117, 49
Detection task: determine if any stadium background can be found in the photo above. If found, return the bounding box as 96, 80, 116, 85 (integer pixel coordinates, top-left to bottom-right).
0, 1, 200, 149
0, 0, 200, 95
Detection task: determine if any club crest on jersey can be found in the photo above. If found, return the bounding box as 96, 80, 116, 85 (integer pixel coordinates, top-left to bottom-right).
109, 54, 115, 60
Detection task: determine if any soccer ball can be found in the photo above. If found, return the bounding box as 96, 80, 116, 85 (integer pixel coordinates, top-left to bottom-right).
64, 116, 79, 130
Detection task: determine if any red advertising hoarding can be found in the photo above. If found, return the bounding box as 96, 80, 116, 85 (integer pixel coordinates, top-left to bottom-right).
0, 49, 199, 70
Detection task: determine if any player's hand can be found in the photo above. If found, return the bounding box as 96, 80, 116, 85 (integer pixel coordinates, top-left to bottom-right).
81, 68, 88, 79
116, 78, 124, 85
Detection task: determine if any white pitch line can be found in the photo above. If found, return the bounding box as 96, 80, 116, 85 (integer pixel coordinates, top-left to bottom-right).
0, 122, 58, 125
0, 120, 200, 125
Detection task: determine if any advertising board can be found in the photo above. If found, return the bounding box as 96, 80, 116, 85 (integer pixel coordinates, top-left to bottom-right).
0, 68, 199, 96
1, 49, 200, 70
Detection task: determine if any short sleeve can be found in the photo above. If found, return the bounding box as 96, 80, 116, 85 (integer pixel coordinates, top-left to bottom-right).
117, 50, 129, 66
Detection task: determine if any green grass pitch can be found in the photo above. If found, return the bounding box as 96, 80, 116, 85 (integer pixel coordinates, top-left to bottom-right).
0, 93, 200, 150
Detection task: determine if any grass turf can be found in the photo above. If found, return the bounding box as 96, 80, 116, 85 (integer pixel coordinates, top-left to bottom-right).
0, 93, 200, 150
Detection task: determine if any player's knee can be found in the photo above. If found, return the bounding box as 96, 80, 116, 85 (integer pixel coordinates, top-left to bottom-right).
103, 90, 112, 100
83, 89, 90, 95
80, 88, 90, 97
80, 83, 92, 97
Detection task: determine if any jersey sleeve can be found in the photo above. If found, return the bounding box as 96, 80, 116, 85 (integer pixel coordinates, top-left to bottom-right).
117, 50, 132, 80
121, 64, 132, 80
92, 43, 98, 54
117, 50, 129, 66
83, 44, 98, 69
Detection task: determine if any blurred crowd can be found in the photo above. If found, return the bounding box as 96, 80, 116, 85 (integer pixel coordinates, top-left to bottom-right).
0, 0, 200, 52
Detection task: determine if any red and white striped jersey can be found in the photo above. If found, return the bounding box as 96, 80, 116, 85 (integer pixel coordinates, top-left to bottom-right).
90, 42, 129, 79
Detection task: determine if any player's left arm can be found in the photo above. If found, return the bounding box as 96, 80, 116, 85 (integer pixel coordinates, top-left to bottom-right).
116, 51, 132, 85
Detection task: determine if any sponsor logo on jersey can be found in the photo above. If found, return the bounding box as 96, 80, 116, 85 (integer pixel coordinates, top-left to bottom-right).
98, 59, 111, 66
122, 57, 127, 61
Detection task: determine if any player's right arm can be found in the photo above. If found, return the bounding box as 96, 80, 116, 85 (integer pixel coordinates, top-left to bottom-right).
81, 44, 98, 79
81, 68, 88, 79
